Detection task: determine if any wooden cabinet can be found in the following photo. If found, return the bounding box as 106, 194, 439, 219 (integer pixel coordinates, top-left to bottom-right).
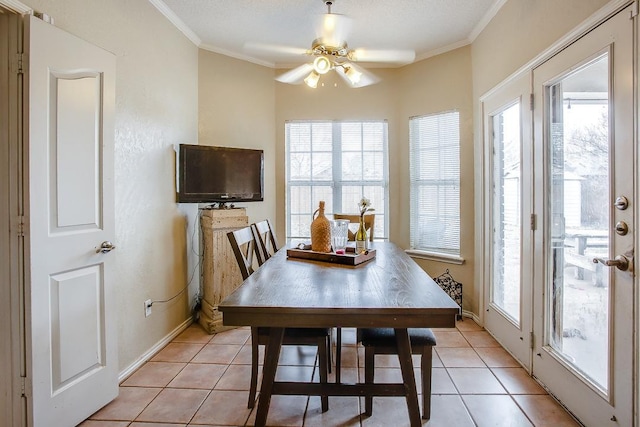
198, 208, 247, 333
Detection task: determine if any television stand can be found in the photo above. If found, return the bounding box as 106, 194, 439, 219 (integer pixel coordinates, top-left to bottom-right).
198, 207, 248, 333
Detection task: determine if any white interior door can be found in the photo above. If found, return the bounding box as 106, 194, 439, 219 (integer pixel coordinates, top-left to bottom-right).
482, 73, 533, 370
26, 15, 117, 427
532, 6, 634, 426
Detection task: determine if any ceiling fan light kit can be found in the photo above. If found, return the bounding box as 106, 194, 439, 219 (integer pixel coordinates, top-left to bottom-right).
250, 0, 414, 89
313, 56, 332, 74
344, 65, 362, 84
303, 71, 321, 88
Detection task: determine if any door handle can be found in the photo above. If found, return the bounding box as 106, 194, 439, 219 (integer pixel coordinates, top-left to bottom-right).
96, 241, 116, 254
593, 255, 629, 271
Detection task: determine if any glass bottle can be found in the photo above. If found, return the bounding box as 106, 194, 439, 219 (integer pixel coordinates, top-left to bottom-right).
355, 215, 368, 254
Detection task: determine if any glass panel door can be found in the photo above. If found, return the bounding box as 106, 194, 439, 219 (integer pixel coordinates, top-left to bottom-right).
547, 54, 610, 389
531, 7, 633, 425
482, 73, 532, 369
492, 102, 522, 325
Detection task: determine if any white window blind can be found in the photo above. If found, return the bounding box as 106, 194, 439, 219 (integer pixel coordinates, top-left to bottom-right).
409, 111, 460, 255
286, 120, 388, 239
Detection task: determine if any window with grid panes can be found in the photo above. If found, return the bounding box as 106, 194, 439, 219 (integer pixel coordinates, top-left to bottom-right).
409, 111, 460, 256
285, 121, 388, 240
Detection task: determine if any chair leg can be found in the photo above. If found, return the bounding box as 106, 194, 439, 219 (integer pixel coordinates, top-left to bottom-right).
364, 346, 374, 416
318, 337, 329, 412
327, 334, 332, 374
248, 327, 259, 409
421, 346, 433, 419
335, 327, 342, 383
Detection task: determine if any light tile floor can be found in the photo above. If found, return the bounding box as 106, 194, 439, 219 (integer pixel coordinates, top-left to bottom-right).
80, 319, 580, 426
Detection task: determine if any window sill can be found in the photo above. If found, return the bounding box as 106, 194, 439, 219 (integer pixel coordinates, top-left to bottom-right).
405, 249, 465, 265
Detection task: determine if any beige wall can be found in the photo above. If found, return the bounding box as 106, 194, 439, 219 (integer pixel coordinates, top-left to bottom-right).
274, 68, 401, 244
398, 47, 474, 312
23, 0, 200, 371
470, 0, 612, 316
472, 0, 612, 98
19, 0, 619, 375
198, 50, 277, 224
274, 51, 474, 312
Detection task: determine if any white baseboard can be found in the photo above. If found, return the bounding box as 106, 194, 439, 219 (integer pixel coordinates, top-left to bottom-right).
461, 309, 481, 326
118, 310, 479, 382
118, 317, 194, 383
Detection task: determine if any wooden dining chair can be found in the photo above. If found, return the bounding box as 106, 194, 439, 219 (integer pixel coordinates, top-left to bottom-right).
251, 219, 280, 265
332, 213, 375, 242
358, 328, 437, 419
227, 226, 259, 280
227, 226, 330, 411
251, 219, 337, 376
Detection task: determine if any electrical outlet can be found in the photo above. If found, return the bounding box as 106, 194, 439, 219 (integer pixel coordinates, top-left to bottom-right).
144, 299, 152, 317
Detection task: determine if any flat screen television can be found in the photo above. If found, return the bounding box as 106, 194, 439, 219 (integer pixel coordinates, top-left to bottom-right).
176, 144, 264, 204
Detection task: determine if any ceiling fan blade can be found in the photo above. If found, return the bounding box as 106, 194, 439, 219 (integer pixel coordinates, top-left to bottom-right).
350, 48, 416, 64
244, 42, 309, 57
335, 62, 380, 88
314, 13, 352, 47
275, 63, 314, 85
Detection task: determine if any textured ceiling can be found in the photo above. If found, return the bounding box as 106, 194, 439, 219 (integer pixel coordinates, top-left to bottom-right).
153, 0, 504, 68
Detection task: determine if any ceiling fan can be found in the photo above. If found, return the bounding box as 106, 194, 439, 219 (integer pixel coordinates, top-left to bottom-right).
245, 0, 415, 88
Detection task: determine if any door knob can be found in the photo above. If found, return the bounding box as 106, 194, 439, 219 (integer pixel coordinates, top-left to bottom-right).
593, 255, 629, 271
96, 241, 116, 254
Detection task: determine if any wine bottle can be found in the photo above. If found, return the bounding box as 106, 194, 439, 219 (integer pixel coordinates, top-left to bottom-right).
355, 215, 367, 254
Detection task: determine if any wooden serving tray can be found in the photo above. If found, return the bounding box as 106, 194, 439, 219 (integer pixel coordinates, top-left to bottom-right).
286, 246, 376, 266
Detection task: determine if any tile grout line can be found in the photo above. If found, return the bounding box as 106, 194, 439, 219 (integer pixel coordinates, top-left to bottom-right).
142, 331, 246, 425
83, 322, 575, 426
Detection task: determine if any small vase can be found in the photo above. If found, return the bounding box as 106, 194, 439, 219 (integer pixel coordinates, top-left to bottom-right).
310, 201, 332, 253
355, 214, 368, 254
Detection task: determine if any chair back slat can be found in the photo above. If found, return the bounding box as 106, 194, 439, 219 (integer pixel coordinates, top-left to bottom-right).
332, 214, 375, 242
252, 219, 280, 265
227, 226, 258, 280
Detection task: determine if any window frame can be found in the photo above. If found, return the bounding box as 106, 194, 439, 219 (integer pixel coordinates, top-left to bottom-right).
285, 120, 389, 240
407, 111, 463, 263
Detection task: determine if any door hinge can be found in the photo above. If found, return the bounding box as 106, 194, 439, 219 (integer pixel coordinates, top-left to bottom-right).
11, 53, 25, 74
530, 331, 534, 349
530, 213, 537, 231
19, 376, 32, 398
16, 215, 26, 237
529, 93, 534, 111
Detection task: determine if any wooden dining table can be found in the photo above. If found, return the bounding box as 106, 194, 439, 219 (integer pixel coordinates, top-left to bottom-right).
218, 241, 460, 427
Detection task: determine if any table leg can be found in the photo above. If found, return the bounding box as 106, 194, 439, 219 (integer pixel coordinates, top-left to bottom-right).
255, 327, 285, 427
336, 327, 342, 384
395, 328, 421, 427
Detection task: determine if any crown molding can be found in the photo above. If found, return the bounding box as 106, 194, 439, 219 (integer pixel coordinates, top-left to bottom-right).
148, 0, 201, 46
199, 43, 275, 68
0, 0, 31, 13
468, 0, 508, 42
415, 39, 471, 63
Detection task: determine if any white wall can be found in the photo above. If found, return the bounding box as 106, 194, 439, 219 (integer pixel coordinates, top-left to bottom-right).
23, 0, 200, 371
